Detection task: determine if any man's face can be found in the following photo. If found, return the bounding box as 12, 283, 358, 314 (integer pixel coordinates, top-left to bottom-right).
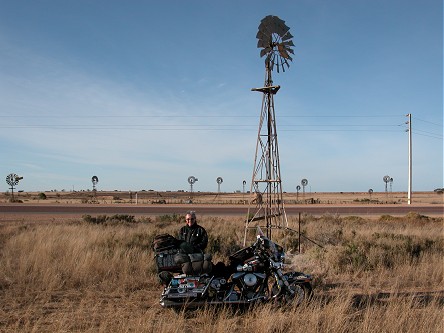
185, 214, 195, 227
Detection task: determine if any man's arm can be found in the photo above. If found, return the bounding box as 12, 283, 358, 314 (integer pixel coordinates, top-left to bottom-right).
178, 226, 186, 241
197, 227, 208, 251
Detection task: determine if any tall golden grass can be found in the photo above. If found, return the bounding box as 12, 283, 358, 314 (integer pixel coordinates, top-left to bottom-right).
0, 213, 442, 332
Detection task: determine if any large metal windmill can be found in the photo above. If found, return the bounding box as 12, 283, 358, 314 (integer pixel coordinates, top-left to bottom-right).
244, 15, 294, 244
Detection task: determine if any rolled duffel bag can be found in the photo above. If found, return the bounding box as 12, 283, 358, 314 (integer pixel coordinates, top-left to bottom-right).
188, 253, 204, 262
152, 234, 179, 253
190, 254, 203, 275
174, 253, 193, 275
189, 253, 213, 275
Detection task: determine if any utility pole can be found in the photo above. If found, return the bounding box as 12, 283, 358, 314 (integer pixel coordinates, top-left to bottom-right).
406, 114, 412, 204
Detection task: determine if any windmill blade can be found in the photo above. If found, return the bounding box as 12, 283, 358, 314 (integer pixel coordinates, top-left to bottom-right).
261, 15, 275, 28
275, 22, 289, 36
260, 25, 273, 38
256, 30, 270, 40
260, 47, 272, 57
275, 54, 281, 73
278, 44, 289, 59
282, 40, 295, 47
261, 15, 273, 24
269, 20, 280, 34
279, 56, 287, 73
280, 60, 285, 73
269, 53, 276, 70
285, 47, 295, 55
283, 58, 289, 69
282, 31, 293, 41
257, 39, 271, 48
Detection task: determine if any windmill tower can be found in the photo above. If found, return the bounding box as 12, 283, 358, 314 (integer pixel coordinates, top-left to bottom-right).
244, 15, 294, 244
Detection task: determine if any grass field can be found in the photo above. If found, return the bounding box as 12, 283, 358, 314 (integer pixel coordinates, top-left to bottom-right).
0, 212, 443, 332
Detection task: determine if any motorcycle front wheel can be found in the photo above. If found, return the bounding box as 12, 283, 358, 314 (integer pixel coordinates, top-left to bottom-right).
272, 280, 313, 306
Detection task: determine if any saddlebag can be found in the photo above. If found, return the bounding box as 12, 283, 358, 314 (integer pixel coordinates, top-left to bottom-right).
155, 249, 181, 272
153, 234, 181, 273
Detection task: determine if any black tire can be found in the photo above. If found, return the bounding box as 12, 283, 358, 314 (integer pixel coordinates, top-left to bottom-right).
283, 281, 312, 305
271, 279, 313, 306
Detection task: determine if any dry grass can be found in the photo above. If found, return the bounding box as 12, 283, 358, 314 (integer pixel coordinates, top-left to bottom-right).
0, 213, 443, 332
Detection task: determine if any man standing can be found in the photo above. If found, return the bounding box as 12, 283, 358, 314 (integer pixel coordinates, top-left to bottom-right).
178, 211, 208, 254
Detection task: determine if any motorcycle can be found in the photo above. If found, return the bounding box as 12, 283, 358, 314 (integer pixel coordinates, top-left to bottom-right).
156, 227, 313, 309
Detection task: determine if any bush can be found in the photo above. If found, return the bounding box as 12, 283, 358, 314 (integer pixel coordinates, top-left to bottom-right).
82, 214, 137, 225
156, 214, 182, 223
38, 192, 47, 200
8, 198, 23, 203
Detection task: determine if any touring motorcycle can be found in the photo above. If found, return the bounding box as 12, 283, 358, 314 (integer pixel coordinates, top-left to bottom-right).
154, 227, 313, 309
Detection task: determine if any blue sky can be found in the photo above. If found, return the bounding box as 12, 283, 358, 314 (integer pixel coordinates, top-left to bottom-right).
0, 0, 442, 193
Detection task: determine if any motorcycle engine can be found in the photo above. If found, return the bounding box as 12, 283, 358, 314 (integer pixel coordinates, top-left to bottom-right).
232, 272, 265, 294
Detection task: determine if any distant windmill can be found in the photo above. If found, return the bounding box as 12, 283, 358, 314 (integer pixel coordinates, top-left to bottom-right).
91, 176, 99, 191
301, 179, 308, 197
216, 177, 223, 193
368, 188, 373, 200
91, 176, 99, 201
188, 176, 198, 195
296, 185, 301, 201
383, 175, 391, 193
6, 173, 23, 201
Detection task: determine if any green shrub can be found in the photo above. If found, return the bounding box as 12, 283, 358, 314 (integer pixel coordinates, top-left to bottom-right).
155, 214, 182, 223
82, 214, 137, 225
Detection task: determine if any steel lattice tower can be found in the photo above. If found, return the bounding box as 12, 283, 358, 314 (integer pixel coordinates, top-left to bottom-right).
244, 15, 294, 244
244, 67, 288, 244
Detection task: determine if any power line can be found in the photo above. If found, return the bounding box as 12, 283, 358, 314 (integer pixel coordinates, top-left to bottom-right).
2, 114, 439, 137
411, 131, 443, 140
0, 114, 406, 119
0, 123, 405, 131
412, 116, 442, 127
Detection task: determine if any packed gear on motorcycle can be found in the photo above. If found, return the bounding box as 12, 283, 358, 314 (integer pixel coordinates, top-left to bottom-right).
153, 211, 212, 283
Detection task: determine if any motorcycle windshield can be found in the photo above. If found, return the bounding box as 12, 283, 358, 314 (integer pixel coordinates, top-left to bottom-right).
256, 226, 265, 238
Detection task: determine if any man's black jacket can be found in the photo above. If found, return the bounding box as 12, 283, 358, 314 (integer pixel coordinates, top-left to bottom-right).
178, 223, 208, 252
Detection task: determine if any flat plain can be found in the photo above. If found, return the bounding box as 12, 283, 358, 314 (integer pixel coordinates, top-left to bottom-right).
0, 191, 443, 332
